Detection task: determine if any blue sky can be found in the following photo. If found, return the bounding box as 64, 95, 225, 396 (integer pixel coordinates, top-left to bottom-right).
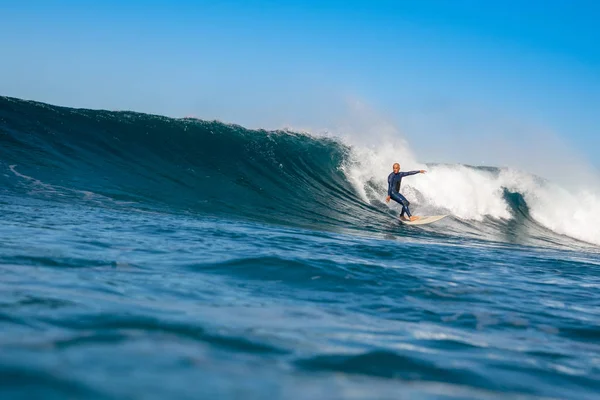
1, 0, 599, 171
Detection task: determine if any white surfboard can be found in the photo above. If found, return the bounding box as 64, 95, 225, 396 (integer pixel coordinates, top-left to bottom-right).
399, 215, 448, 225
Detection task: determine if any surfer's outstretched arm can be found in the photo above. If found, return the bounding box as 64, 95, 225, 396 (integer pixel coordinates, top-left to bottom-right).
401, 170, 426, 177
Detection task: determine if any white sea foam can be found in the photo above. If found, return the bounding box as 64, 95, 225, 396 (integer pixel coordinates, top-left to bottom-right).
341, 139, 600, 246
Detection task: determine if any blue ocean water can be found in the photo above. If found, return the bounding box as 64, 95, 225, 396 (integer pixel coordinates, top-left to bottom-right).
1, 96, 599, 399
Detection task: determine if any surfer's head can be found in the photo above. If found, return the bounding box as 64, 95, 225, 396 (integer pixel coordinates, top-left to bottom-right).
393, 163, 400, 173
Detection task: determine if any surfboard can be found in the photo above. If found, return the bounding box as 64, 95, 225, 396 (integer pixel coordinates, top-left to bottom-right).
399, 215, 448, 225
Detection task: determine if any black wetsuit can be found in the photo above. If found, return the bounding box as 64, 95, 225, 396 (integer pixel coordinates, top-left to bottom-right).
387, 171, 420, 218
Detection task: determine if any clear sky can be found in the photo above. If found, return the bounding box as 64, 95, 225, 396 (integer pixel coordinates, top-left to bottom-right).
1, 0, 599, 172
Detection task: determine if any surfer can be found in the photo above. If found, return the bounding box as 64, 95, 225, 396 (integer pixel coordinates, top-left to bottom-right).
385, 163, 426, 221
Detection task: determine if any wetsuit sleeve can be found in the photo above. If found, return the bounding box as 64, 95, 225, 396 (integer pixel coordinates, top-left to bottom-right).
387, 173, 393, 196
400, 170, 420, 177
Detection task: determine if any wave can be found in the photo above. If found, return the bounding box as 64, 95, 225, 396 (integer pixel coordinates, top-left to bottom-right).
1, 96, 598, 248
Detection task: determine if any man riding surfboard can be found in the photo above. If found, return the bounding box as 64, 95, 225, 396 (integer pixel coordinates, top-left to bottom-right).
385, 163, 426, 222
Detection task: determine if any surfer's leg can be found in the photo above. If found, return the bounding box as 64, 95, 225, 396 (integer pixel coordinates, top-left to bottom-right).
398, 199, 406, 218
391, 193, 412, 218
402, 204, 412, 218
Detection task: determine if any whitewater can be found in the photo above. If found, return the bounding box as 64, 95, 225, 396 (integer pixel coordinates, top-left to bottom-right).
1, 96, 599, 400
344, 140, 600, 246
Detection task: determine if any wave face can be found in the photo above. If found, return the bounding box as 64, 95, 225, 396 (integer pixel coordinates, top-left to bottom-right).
1, 96, 599, 248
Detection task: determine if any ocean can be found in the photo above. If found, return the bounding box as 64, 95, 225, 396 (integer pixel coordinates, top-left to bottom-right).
1, 96, 599, 399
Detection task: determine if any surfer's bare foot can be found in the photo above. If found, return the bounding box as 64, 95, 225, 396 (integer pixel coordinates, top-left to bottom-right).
409, 216, 420, 222
400, 216, 408, 221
